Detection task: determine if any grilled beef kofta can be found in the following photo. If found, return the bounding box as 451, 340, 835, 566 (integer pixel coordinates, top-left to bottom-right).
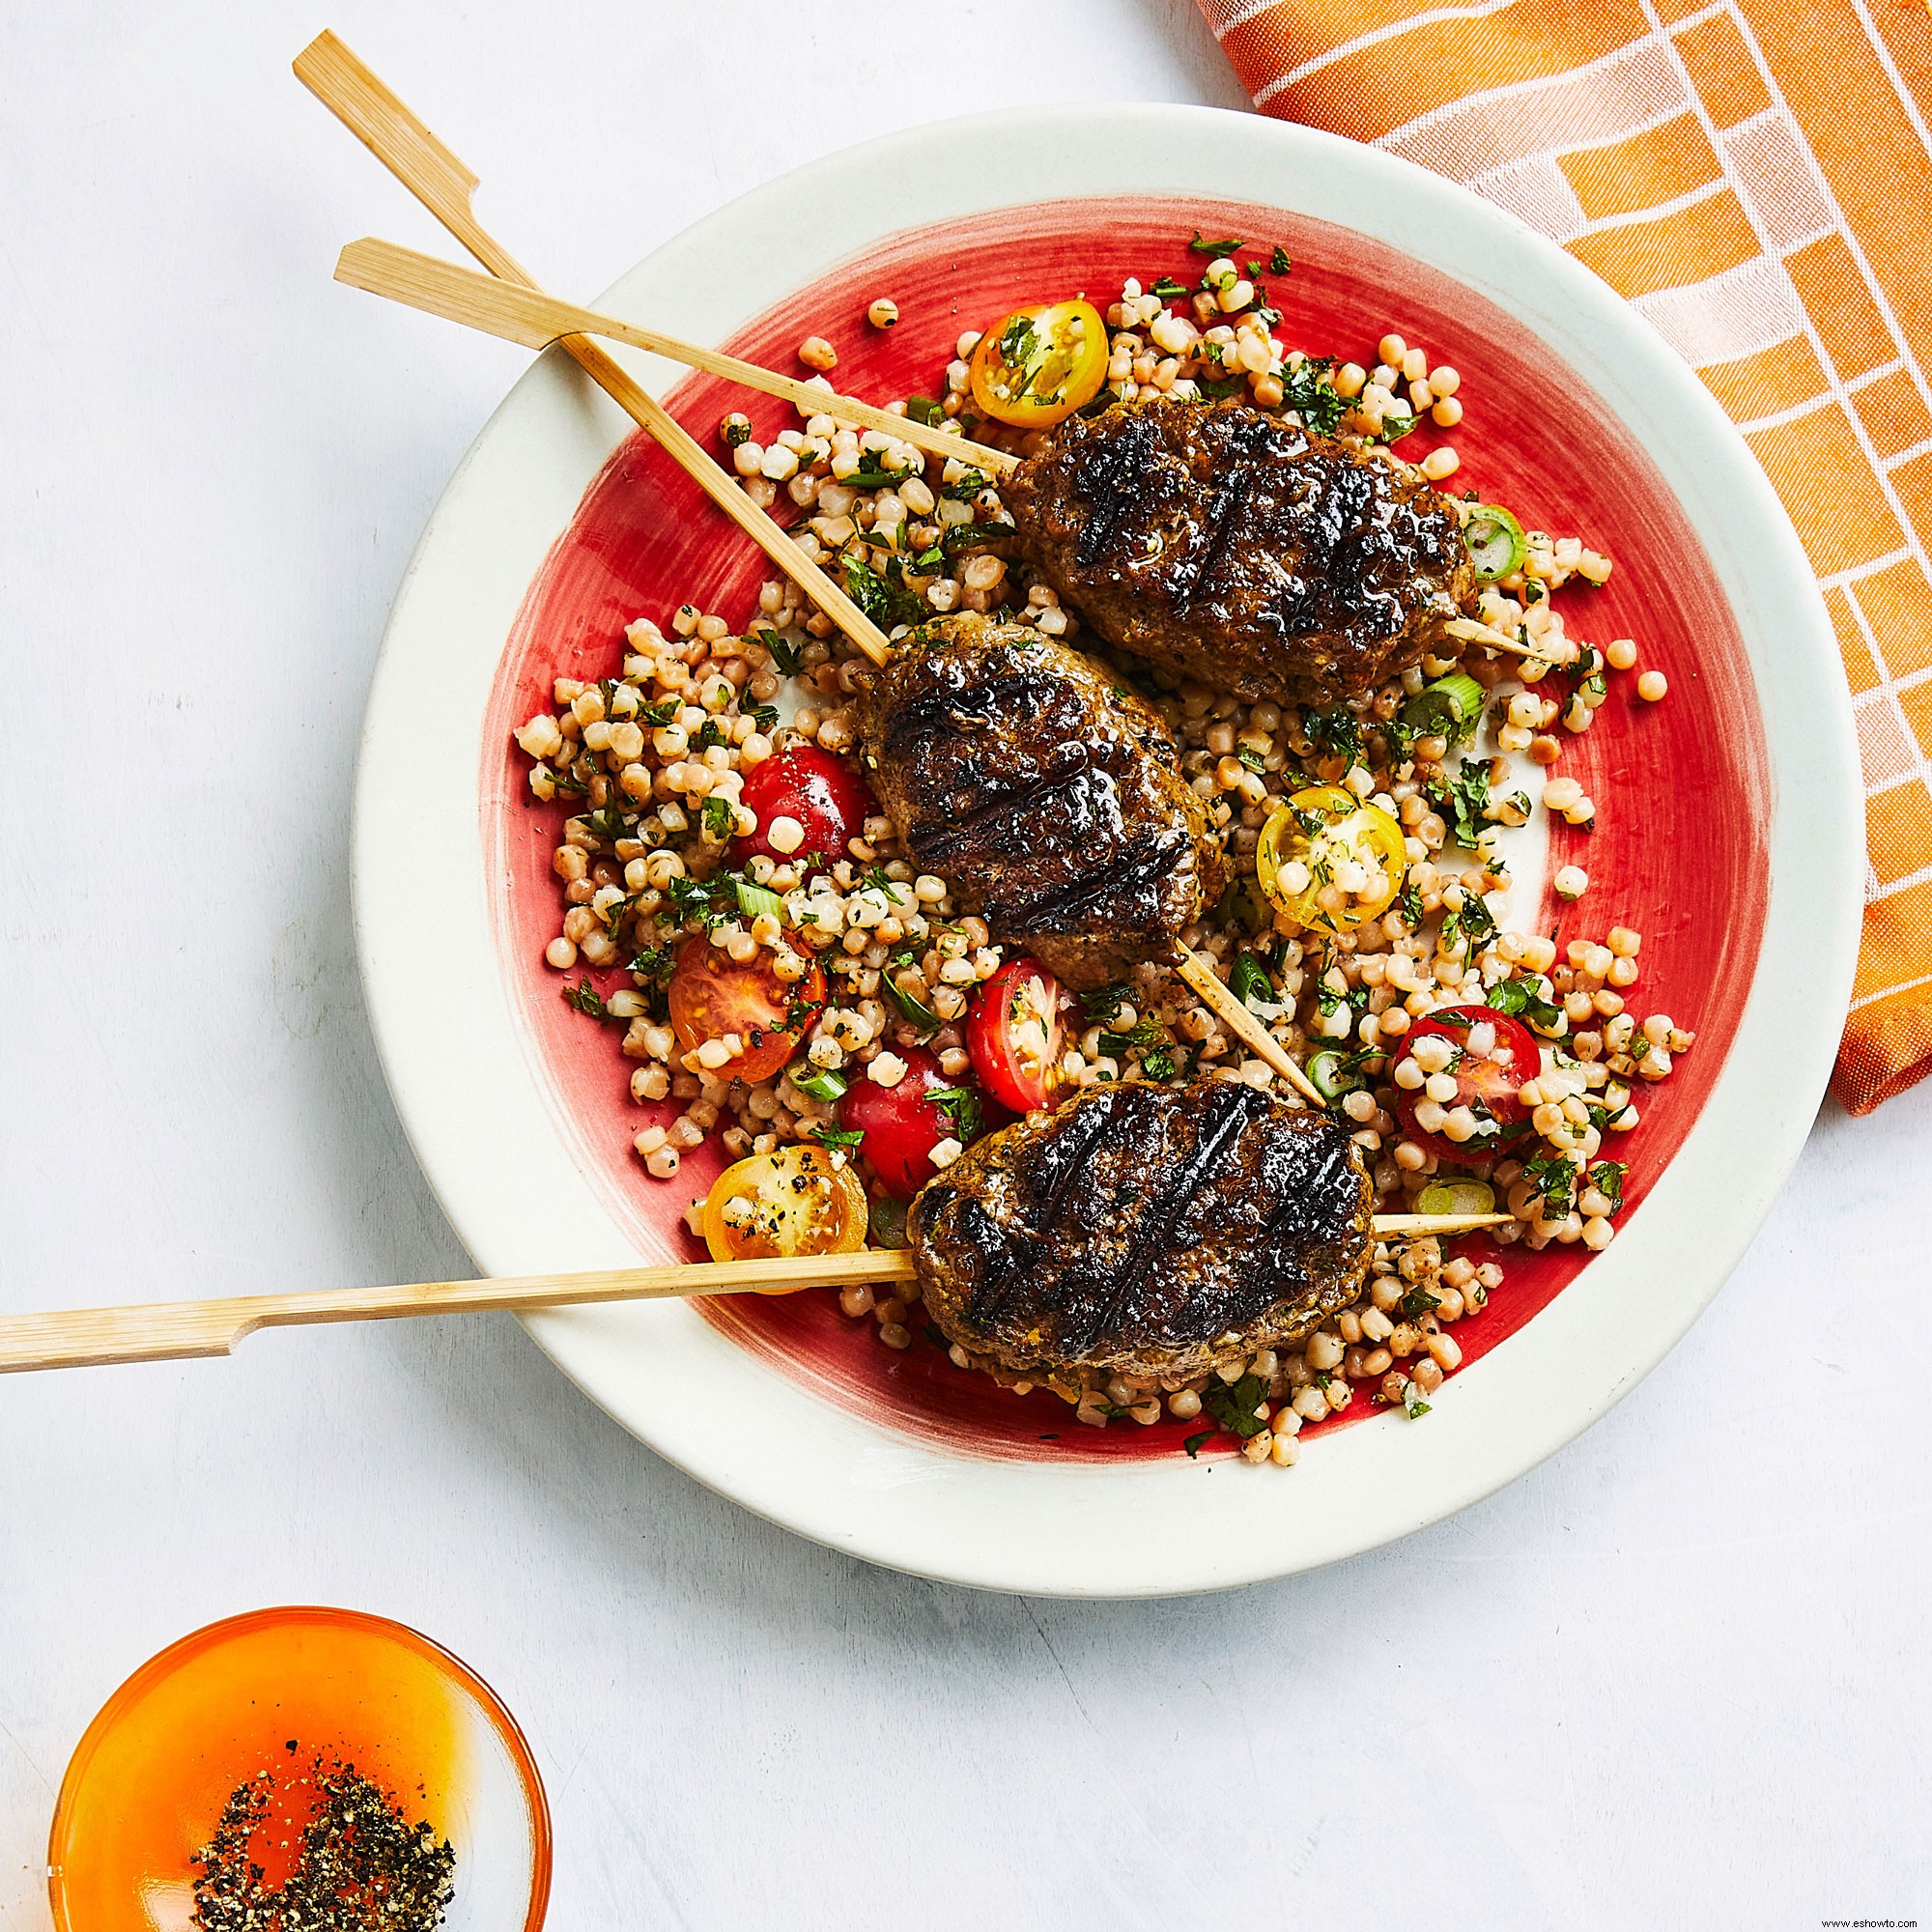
909, 1077, 1374, 1384
1004, 396, 1474, 708
854, 614, 1223, 989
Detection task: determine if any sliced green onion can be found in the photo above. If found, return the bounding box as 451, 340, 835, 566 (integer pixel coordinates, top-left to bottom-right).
881, 971, 940, 1034
1416, 1179, 1497, 1218
792, 1066, 848, 1103
1402, 669, 1487, 746
868, 1196, 910, 1250
733, 879, 785, 923
1213, 876, 1274, 937
1230, 952, 1272, 1009
1463, 504, 1526, 582
1304, 1049, 1359, 1102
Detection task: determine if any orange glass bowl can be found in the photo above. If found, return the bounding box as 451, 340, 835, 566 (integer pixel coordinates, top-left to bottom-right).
47, 1605, 551, 1932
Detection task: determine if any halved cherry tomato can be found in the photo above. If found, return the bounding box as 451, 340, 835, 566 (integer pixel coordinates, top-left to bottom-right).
1256, 784, 1407, 935
735, 744, 877, 867
968, 299, 1109, 428
667, 935, 825, 1085
967, 956, 1067, 1113
838, 1045, 982, 1199
701, 1145, 868, 1264
1391, 1005, 1541, 1165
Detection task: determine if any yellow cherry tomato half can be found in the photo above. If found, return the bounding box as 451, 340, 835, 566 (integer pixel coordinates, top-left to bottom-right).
701, 1144, 870, 1269
968, 299, 1110, 428
1256, 784, 1408, 935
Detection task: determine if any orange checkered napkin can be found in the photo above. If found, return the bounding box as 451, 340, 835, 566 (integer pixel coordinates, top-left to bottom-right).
1197, 0, 1932, 1113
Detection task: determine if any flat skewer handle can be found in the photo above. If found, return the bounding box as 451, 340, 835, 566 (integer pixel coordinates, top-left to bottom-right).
0, 1215, 1506, 1375
0, 1252, 919, 1375
333, 237, 1015, 478
295, 33, 895, 666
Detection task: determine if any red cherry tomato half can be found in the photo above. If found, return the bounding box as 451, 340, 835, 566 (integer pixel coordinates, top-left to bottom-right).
735, 744, 877, 866
667, 936, 826, 1085
966, 957, 1068, 1115
1391, 1005, 1541, 1165
838, 1045, 980, 1199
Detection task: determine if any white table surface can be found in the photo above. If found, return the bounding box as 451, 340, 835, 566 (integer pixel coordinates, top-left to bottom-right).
2, 3, 1925, 1924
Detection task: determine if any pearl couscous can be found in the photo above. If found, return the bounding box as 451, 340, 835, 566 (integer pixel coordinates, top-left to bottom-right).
511, 244, 1689, 1464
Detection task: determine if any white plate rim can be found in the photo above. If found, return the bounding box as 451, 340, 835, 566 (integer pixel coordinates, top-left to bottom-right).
351, 103, 1862, 1598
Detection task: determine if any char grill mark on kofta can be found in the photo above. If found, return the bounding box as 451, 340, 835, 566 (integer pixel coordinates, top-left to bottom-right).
909, 1079, 1374, 1382
854, 614, 1222, 988
1005, 396, 1474, 708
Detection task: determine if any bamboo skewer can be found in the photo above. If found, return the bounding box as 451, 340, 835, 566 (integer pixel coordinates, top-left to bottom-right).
293, 31, 894, 666
299, 33, 1548, 689
298, 43, 1325, 1101
332, 237, 1017, 479
1172, 945, 1326, 1106
0, 1216, 1510, 1376
293, 38, 1524, 1148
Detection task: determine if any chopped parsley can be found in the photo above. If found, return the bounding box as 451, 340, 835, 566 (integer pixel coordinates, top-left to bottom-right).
1202, 1373, 1269, 1440
1150, 274, 1189, 301
1522, 1149, 1577, 1219
1488, 973, 1564, 1031
1394, 880, 1425, 928
1080, 982, 1132, 1025
1426, 758, 1496, 848
1440, 890, 1497, 960
1303, 705, 1363, 766
1279, 357, 1347, 436
1193, 371, 1248, 402
1404, 1389, 1433, 1420
1182, 1430, 1215, 1459
1587, 1158, 1630, 1212
939, 520, 1016, 555
841, 549, 932, 630
1189, 231, 1246, 256
1399, 1285, 1441, 1321
563, 977, 621, 1023
808, 1123, 865, 1151
926, 1086, 984, 1142
754, 627, 805, 675
1269, 243, 1292, 275
880, 966, 940, 1035
629, 944, 677, 1001
700, 796, 735, 841
577, 801, 637, 846
663, 872, 735, 931
1314, 971, 1369, 1021
1097, 1014, 1170, 1065
999, 312, 1040, 364
596, 891, 639, 938
846, 461, 913, 491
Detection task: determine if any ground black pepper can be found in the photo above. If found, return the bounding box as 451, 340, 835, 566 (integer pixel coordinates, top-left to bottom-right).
190, 1744, 456, 1931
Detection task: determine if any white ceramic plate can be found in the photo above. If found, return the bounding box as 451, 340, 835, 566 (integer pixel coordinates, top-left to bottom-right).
353, 105, 1861, 1597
